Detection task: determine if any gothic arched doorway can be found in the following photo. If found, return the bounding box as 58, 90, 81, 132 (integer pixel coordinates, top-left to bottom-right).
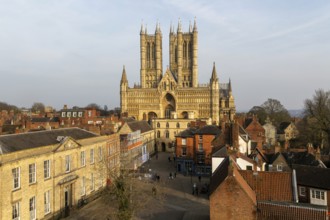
148, 112, 157, 120
162, 93, 176, 119
181, 111, 188, 119
161, 142, 166, 152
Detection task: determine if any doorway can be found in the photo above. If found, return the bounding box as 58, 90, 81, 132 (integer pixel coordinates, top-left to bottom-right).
64, 185, 72, 217
162, 142, 166, 152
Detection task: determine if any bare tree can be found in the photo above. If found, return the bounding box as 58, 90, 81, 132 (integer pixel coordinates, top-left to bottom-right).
86, 103, 102, 110
304, 89, 330, 153
248, 99, 291, 126
31, 102, 45, 113
95, 158, 164, 220
261, 98, 291, 125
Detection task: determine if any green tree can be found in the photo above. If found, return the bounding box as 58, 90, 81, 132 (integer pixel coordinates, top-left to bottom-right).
304, 89, 330, 153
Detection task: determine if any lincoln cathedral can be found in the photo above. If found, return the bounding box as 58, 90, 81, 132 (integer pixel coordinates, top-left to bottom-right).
120, 20, 235, 125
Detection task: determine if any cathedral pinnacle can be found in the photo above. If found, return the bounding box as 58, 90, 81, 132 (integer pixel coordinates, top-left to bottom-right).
193, 17, 198, 32
141, 25, 144, 35
211, 62, 218, 81
155, 21, 161, 34
229, 78, 232, 92
177, 18, 182, 33
121, 65, 128, 84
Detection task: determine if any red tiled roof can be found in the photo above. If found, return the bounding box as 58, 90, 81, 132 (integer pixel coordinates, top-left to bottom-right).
239, 170, 293, 202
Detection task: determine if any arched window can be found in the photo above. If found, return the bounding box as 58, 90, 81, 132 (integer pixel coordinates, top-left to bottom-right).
183, 41, 187, 58
176, 122, 180, 128
147, 43, 150, 61
165, 130, 169, 138
166, 122, 169, 128
157, 122, 160, 128
157, 131, 160, 138
175, 46, 178, 63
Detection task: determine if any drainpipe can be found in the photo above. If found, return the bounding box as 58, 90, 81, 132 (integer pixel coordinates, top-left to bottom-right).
292, 169, 299, 203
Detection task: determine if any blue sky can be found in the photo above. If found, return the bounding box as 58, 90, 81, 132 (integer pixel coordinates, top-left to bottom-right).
0, 0, 329, 111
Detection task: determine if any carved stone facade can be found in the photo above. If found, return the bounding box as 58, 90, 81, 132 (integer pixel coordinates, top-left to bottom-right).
120, 21, 236, 125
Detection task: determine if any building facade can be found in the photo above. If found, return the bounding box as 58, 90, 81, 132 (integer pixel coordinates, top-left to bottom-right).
0, 128, 120, 220
175, 125, 221, 175
120, 21, 235, 125
118, 120, 155, 170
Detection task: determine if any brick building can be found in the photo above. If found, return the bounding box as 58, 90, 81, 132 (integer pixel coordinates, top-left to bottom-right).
209, 149, 329, 220
175, 125, 220, 175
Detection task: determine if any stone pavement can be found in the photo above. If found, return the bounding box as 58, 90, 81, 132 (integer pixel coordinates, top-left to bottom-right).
64, 152, 210, 220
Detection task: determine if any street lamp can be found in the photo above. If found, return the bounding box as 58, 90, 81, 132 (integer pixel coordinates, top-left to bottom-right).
189, 167, 192, 183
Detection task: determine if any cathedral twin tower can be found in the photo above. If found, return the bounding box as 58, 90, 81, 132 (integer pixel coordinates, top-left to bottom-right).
120, 20, 235, 124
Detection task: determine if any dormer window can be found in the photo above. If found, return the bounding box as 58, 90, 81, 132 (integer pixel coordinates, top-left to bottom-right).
277, 164, 283, 171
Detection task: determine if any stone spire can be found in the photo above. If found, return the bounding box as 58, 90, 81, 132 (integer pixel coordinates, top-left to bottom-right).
229, 78, 232, 92
228, 78, 233, 97
211, 62, 218, 81
140, 22, 144, 34
193, 17, 198, 32
155, 21, 161, 34
177, 18, 182, 33
121, 65, 128, 84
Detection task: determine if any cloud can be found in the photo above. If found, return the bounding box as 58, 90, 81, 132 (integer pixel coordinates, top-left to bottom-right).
256, 13, 330, 41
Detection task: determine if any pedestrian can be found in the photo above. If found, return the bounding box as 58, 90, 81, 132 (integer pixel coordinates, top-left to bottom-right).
169, 172, 172, 179
152, 186, 157, 196
198, 175, 201, 182
157, 175, 160, 182
193, 183, 197, 195
174, 172, 176, 178
168, 156, 171, 162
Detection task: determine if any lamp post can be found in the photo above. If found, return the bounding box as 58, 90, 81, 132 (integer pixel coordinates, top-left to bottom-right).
189, 167, 192, 183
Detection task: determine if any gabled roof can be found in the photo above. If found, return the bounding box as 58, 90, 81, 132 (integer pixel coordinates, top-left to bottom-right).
127, 120, 153, 134
239, 170, 293, 202
212, 146, 228, 157
266, 151, 321, 167
292, 164, 330, 190
278, 121, 291, 134
0, 128, 98, 154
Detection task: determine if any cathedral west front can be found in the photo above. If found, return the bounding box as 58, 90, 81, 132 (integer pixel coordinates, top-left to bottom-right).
120, 20, 235, 125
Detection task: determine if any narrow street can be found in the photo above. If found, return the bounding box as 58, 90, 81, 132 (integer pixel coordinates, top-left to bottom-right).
65, 152, 210, 220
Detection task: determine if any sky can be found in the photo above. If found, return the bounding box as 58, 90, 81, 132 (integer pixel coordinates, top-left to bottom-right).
0, 0, 329, 112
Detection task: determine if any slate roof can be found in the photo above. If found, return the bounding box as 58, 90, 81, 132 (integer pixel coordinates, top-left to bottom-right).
195, 125, 221, 135
212, 146, 228, 157
30, 117, 60, 123
277, 122, 291, 134
266, 152, 320, 167
292, 164, 330, 190
127, 120, 153, 134
176, 128, 197, 138
0, 128, 98, 154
